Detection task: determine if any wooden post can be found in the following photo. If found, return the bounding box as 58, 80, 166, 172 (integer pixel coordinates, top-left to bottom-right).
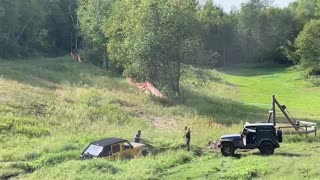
267, 107, 272, 123
274, 97, 297, 130
272, 95, 276, 126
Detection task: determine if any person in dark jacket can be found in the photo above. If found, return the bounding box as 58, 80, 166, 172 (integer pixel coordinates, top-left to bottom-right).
184, 126, 191, 151
134, 130, 142, 143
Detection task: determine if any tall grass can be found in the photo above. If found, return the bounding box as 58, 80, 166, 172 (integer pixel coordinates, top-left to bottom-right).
1, 57, 320, 179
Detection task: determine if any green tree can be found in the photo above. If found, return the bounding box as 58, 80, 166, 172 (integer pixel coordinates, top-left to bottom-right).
295, 19, 320, 67
77, 0, 114, 67
237, 0, 271, 62
44, 0, 78, 53
256, 7, 297, 63
0, 0, 77, 58
198, 0, 243, 66
107, 0, 201, 95
0, 0, 19, 57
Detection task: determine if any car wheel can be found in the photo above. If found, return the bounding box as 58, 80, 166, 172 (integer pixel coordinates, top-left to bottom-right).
142, 149, 150, 156
259, 142, 274, 155
221, 143, 235, 156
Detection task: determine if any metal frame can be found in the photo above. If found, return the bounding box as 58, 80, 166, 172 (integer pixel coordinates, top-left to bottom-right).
266, 95, 317, 136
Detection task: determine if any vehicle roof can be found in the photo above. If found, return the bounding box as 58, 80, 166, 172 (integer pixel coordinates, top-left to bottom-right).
91, 137, 128, 147
244, 123, 274, 127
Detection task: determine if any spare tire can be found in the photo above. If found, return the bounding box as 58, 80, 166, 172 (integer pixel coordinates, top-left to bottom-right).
277, 129, 283, 143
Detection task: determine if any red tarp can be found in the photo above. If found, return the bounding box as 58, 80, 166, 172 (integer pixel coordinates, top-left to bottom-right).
127, 77, 164, 98
70, 52, 82, 63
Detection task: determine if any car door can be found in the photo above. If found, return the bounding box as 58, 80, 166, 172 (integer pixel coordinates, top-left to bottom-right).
121, 142, 134, 159
243, 127, 257, 148
110, 144, 121, 160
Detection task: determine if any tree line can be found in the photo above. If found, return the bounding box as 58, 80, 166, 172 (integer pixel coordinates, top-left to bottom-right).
1, 0, 320, 94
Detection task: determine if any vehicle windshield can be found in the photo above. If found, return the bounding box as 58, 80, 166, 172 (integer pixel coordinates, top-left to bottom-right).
83, 144, 103, 156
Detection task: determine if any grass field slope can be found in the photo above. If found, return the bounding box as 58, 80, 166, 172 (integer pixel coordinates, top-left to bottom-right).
1, 57, 320, 180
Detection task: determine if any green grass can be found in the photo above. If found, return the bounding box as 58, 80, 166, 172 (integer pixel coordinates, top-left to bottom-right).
219, 66, 320, 120
0, 57, 320, 179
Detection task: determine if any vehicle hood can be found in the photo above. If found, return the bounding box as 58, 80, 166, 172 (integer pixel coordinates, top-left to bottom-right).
220, 134, 241, 139
131, 142, 146, 149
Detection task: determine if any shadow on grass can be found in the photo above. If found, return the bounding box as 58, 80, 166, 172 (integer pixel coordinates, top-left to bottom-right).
274, 152, 310, 157
155, 88, 320, 126
0, 57, 122, 89
233, 152, 309, 159
217, 65, 290, 77
175, 89, 269, 125
146, 143, 205, 157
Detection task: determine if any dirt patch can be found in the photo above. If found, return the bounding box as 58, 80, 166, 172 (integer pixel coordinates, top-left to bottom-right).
0, 91, 10, 102
31, 76, 58, 88
111, 99, 136, 107
148, 115, 177, 129
133, 110, 177, 129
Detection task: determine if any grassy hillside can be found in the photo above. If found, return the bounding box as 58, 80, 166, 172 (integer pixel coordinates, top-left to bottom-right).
0, 57, 319, 179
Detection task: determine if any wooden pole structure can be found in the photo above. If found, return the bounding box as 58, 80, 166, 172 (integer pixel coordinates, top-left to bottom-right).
274, 98, 298, 130
272, 95, 276, 126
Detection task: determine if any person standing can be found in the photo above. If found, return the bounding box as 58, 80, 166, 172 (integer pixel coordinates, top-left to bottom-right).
184, 126, 191, 151
134, 130, 142, 143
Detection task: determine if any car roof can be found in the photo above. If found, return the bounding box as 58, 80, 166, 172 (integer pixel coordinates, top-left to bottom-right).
244, 122, 274, 127
91, 137, 128, 147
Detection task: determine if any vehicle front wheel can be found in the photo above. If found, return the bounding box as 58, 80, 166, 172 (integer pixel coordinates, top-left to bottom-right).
221, 143, 235, 156
259, 142, 274, 155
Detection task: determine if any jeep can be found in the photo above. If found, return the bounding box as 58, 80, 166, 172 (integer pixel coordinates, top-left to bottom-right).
80, 137, 150, 160
219, 123, 282, 156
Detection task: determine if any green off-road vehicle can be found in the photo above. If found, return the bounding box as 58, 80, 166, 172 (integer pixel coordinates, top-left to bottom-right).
219, 123, 282, 156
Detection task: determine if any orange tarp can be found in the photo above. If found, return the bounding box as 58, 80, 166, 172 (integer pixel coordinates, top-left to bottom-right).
70, 52, 82, 63
127, 77, 164, 98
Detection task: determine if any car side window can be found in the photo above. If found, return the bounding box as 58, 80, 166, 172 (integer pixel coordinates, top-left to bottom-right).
122, 142, 132, 150
257, 126, 273, 133
112, 144, 120, 153
243, 127, 256, 136
100, 146, 111, 157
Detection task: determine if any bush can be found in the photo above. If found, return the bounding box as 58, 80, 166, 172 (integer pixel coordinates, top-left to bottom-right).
22, 151, 79, 172
78, 160, 120, 174
285, 135, 320, 143
0, 114, 49, 137
154, 151, 193, 173
302, 67, 320, 85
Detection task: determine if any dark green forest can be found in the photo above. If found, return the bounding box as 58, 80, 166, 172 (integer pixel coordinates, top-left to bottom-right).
1, 0, 320, 94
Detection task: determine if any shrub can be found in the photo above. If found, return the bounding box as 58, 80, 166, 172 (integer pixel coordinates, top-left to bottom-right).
23, 151, 79, 172
78, 160, 120, 174
0, 114, 49, 137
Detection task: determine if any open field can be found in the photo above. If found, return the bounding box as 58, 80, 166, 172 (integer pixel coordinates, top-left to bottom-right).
1, 57, 320, 179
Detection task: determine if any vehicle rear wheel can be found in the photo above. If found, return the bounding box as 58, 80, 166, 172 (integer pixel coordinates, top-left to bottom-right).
259, 142, 274, 155
277, 130, 283, 143
221, 143, 235, 156
142, 149, 150, 156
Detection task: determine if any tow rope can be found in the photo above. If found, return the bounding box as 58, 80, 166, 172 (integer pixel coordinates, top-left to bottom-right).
145, 126, 193, 149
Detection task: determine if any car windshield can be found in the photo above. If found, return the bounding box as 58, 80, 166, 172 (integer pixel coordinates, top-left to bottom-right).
83, 144, 103, 156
